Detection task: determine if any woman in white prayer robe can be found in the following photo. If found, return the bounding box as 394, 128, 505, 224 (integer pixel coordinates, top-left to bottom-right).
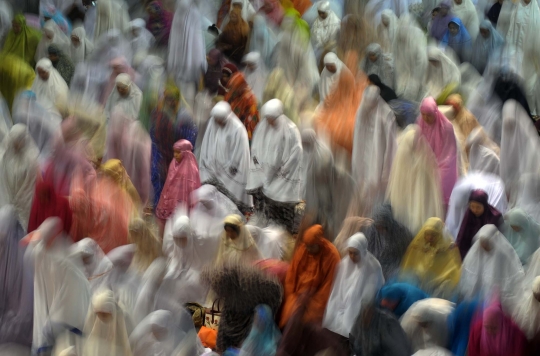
249, 14, 277, 68
425, 47, 461, 100
31, 58, 68, 109
199, 101, 253, 213
128, 19, 155, 58
352, 85, 397, 209
318, 52, 348, 102
465, 127, 501, 175
515, 173, 540, 223
400, 298, 455, 352
82, 289, 132, 356
69, 27, 94, 65
376, 9, 398, 53
27, 218, 91, 354
69, 238, 113, 288
360, 43, 395, 89
310, 1, 341, 59
322, 233, 385, 338
214, 214, 262, 266
458, 224, 524, 308
246, 224, 285, 260
93, 0, 130, 41
132, 258, 167, 326
386, 125, 445, 235
104, 73, 143, 121
445, 172, 508, 239
451, 0, 480, 39
242, 52, 268, 104
0, 124, 39, 231
499, 99, 540, 204
35, 20, 70, 64
246, 99, 303, 234
513, 276, 540, 340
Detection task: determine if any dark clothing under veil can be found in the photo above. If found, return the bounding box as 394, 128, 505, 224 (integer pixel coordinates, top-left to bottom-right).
47, 44, 75, 86
150, 100, 198, 206
349, 306, 412, 356
201, 264, 282, 353
377, 283, 429, 318
204, 49, 227, 94
456, 189, 502, 259
493, 71, 534, 121
365, 204, 414, 279
487, 1, 502, 26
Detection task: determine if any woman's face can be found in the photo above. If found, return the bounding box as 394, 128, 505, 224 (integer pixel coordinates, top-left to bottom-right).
165, 94, 179, 111
37, 67, 50, 81
511, 225, 522, 232
44, 29, 54, 40
424, 230, 438, 245
174, 235, 188, 248
368, 52, 378, 62
221, 71, 231, 85
381, 15, 390, 26
480, 28, 490, 38
469, 201, 485, 217
225, 226, 239, 240
318, 10, 328, 20
207, 55, 218, 67
173, 149, 182, 163
348, 247, 361, 263
380, 298, 398, 311
306, 243, 321, 255
96, 312, 112, 323
116, 83, 130, 97
448, 22, 459, 36
12, 20, 22, 34
480, 239, 492, 252
421, 112, 435, 125
71, 34, 81, 47
439, 7, 448, 16
454, 0, 463, 5
325, 62, 337, 73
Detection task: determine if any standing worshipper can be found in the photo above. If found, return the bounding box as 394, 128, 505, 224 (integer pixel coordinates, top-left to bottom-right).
216, 4, 250, 65
260, 0, 284, 27
69, 27, 93, 65
204, 49, 227, 95
246, 99, 303, 234
168, 0, 207, 107
352, 85, 397, 207
310, 1, 340, 60
468, 299, 527, 356
39, 4, 71, 35
430, 1, 453, 40
218, 62, 238, 96
27, 181, 73, 234
104, 73, 143, 120
280, 224, 340, 328
501, 208, 540, 264
249, 15, 277, 68
451, 0, 479, 39
418, 97, 459, 207
47, 44, 74, 86
93, 0, 130, 41
34, 20, 69, 64
456, 189, 502, 258
470, 20, 504, 74
223, 72, 259, 141
100, 57, 136, 105
31, 58, 69, 108
199, 101, 253, 213
242, 52, 267, 104
459, 224, 524, 305
360, 43, 395, 89
440, 17, 473, 62
400, 217, 462, 298
155, 140, 201, 225
214, 214, 262, 266
318, 52, 350, 102
377, 9, 398, 53
1, 14, 42, 67
145, 0, 173, 46
0, 124, 39, 232
128, 18, 155, 58
424, 47, 461, 100
322, 233, 385, 338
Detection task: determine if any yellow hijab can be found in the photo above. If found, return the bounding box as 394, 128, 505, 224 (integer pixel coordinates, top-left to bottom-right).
401, 217, 461, 297
100, 159, 142, 209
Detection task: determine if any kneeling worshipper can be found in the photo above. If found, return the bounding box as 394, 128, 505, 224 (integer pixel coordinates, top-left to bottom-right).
199, 101, 252, 213
513, 276, 540, 353
349, 303, 412, 356
400, 217, 462, 298
104, 73, 143, 120
31, 58, 69, 108
24, 218, 91, 355
238, 304, 281, 356
280, 224, 340, 328
400, 298, 455, 352
418, 97, 459, 207
456, 189, 502, 258
0, 124, 39, 232
378, 283, 429, 318
2, 14, 42, 67
459, 224, 524, 308
82, 289, 132, 356
214, 214, 262, 266
501, 208, 540, 265
201, 264, 283, 352
155, 139, 201, 228
386, 125, 445, 235
322, 233, 385, 339
468, 298, 527, 356
470, 20, 504, 75
246, 99, 303, 234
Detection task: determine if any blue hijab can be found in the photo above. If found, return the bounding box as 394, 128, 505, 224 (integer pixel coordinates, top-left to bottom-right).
441, 17, 472, 62
40, 4, 72, 35
447, 299, 481, 356
377, 283, 429, 317
239, 305, 281, 356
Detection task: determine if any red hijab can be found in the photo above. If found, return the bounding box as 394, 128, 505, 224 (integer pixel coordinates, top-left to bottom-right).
28, 181, 73, 234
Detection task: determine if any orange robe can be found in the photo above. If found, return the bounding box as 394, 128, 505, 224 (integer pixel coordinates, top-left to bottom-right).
279, 225, 340, 328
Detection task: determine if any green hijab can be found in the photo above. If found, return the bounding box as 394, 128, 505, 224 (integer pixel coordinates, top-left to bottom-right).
2, 14, 42, 67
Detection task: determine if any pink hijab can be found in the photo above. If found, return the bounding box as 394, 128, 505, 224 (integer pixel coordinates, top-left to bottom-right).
261, 0, 284, 26
100, 57, 137, 105
417, 97, 458, 205
155, 140, 201, 220
468, 300, 527, 356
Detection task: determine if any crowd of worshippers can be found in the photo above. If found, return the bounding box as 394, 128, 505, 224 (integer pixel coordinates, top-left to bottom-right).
1, 0, 540, 355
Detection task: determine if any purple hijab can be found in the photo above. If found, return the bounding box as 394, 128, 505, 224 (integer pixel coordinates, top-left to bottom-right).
456, 189, 502, 258
430, 1, 453, 41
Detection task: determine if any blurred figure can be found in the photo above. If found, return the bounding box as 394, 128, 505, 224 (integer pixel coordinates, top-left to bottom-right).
39, 4, 71, 35
214, 214, 262, 266
323, 233, 385, 338
145, 0, 173, 46
513, 276, 540, 343
93, 0, 130, 41
451, 0, 479, 39
2, 14, 42, 67
204, 49, 227, 95
242, 52, 267, 103
468, 298, 527, 356
259, 0, 284, 27
447, 300, 482, 356
82, 289, 132, 355
216, 5, 250, 65
429, 1, 453, 41
249, 15, 277, 68
400, 217, 461, 298
336, 14, 376, 63
360, 43, 394, 89
458, 224, 524, 306
247, 99, 303, 234
310, 1, 340, 60
425, 47, 461, 102
0, 124, 39, 231
238, 305, 281, 356
0, 54, 35, 111
514, 173, 540, 223
199, 101, 253, 213
104, 73, 143, 120
128, 218, 162, 275
34, 19, 69, 63
319, 52, 350, 102
456, 189, 502, 258
223, 72, 259, 140
465, 128, 501, 175
31, 58, 69, 108
132, 258, 167, 324
128, 18, 154, 57
376, 9, 398, 53
262, 68, 299, 124
69, 27, 93, 65
28, 181, 73, 234
47, 44, 74, 86
378, 283, 429, 318
218, 62, 238, 96
501, 208, 540, 265
470, 20, 504, 74
68, 238, 113, 285
100, 57, 136, 105
280, 224, 340, 328
441, 17, 473, 62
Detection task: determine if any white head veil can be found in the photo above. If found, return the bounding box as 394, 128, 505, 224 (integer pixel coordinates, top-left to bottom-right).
451, 0, 480, 40
242, 52, 268, 103
319, 52, 346, 102
104, 73, 143, 120
129, 18, 155, 57
69, 26, 94, 64
513, 276, 540, 340
465, 127, 501, 175
322, 233, 385, 337
377, 9, 398, 53
425, 47, 461, 99
94, 0, 130, 41
31, 58, 69, 108
310, 1, 341, 51
35, 19, 70, 63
